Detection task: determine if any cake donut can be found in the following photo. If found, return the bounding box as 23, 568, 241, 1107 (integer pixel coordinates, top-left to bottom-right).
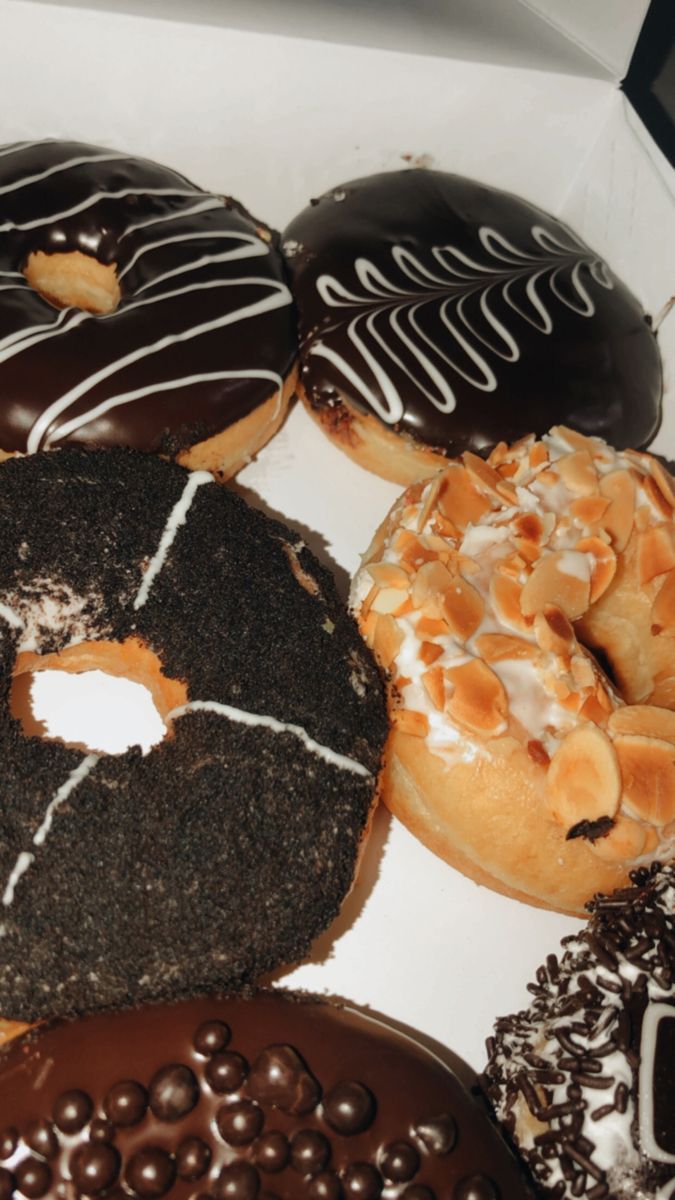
283, 170, 661, 484
0, 447, 387, 1020
0, 990, 533, 1200
0, 139, 297, 477
350, 426, 675, 913
484, 863, 675, 1200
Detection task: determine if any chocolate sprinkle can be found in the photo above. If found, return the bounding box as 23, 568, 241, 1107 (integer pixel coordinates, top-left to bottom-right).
484, 864, 675, 1199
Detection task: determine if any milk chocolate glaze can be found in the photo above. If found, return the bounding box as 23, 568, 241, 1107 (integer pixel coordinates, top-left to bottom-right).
0, 140, 296, 453
0, 992, 533, 1199
283, 170, 662, 456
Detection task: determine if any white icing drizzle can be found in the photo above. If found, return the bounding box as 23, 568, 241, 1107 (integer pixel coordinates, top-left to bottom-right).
134, 470, 214, 610
0, 151, 129, 197
54, 368, 285, 446
26, 275, 291, 452
117, 196, 224, 242
0, 187, 212, 235
168, 699, 371, 778
1, 754, 99, 911
117, 228, 265, 282
312, 223, 612, 422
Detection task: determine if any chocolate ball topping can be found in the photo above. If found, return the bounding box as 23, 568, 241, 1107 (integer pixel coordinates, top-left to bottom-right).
0, 1168, 13, 1200
253, 1131, 290, 1173
206, 1053, 249, 1095
248, 1046, 320, 1115
194, 1020, 231, 1056
24, 1119, 58, 1160
290, 1129, 331, 1175
216, 1101, 264, 1146
307, 1170, 342, 1200
53, 1089, 93, 1134
176, 1136, 212, 1181
342, 1163, 382, 1200
453, 1177, 500, 1200
323, 1083, 376, 1135
70, 1143, 121, 1195
14, 1159, 51, 1199
0, 1131, 17, 1161
413, 1114, 457, 1155
148, 1065, 199, 1122
380, 1141, 420, 1183
104, 1080, 149, 1126
402, 1188, 436, 1200
125, 1147, 177, 1199
215, 1161, 260, 1200
89, 1118, 116, 1144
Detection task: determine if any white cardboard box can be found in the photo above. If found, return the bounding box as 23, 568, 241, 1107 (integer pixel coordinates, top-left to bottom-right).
1, 0, 673, 1069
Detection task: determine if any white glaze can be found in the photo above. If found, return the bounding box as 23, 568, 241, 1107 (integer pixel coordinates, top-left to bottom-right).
168, 699, 372, 778
134, 470, 214, 610
312, 224, 612, 423
1, 754, 99, 913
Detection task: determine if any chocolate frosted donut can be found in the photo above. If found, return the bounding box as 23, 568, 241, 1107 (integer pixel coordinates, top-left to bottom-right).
0, 991, 533, 1200
0, 140, 297, 477
0, 448, 387, 1020
484, 864, 675, 1200
283, 170, 661, 484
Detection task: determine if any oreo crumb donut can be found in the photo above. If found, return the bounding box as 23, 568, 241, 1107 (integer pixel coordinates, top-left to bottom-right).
0, 448, 387, 1021
0, 990, 533, 1200
283, 169, 661, 484
484, 863, 675, 1200
350, 427, 675, 913
0, 140, 297, 477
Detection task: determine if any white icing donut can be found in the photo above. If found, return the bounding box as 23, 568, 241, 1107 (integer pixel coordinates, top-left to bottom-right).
351, 426, 675, 913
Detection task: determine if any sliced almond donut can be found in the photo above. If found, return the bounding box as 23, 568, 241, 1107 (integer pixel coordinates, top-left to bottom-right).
351, 427, 675, 914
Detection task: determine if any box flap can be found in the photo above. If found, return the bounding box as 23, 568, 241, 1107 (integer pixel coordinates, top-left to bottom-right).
12, 0, 631, 77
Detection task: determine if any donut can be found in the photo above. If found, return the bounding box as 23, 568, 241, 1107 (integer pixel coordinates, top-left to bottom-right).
350, 426, 675, 914
0, 139, 297, 477
0, 447, 387, 1020
484, 863, 675, 1200
0, 989, 533, 1200
283, 169, 661, 485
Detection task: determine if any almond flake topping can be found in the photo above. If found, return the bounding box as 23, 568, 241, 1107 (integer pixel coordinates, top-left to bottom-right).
651, 568, 675, 635
547, 726, 621, 831
445, 659, 508, 735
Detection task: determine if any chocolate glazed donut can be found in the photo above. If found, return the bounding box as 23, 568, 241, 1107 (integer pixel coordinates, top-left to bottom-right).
0, 448, 387, 1020
0, 140, 297, 477
0, 991, 533, 1200
283, 170, 662, 484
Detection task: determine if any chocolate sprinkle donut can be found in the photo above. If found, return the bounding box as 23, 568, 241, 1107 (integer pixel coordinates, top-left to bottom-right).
0, 991, 533, 1199
484, 863, 675, 1200
0, 448, 387, 1020
283, 170, 661, 472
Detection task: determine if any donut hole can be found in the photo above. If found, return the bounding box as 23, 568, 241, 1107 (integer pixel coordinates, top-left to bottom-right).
9, 637, 187, 756
22, 250, 121, 315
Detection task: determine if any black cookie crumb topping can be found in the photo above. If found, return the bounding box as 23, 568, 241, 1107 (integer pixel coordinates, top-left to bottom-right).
483, 863, 675, 1200
0, 448, 388, 1020
0, 991, 533, 1200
